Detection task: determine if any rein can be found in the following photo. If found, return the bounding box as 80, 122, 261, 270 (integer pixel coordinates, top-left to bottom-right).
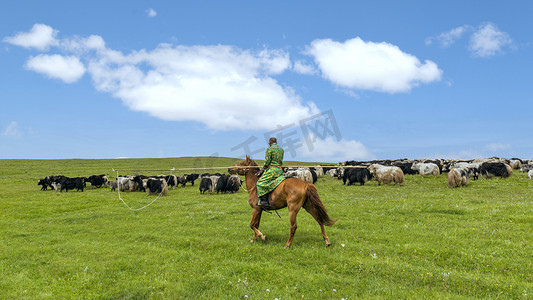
114, 168, 174, 211
240, 167, 259, 193
241, 184, 256, 193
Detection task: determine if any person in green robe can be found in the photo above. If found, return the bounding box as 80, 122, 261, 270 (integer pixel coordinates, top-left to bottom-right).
257, 137, 285, 209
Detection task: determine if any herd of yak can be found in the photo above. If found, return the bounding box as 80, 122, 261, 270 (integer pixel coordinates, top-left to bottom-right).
36, 172, 242, 195
333, 157, 533, 188
37, 157, 533, 194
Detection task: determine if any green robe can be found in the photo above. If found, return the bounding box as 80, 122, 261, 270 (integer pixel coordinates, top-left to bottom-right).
256, 143, 285, 197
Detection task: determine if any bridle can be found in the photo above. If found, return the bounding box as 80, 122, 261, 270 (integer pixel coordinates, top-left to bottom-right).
230, 164, 260, 193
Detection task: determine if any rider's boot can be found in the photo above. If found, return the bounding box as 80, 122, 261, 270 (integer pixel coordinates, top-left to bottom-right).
258, 193, 270, 209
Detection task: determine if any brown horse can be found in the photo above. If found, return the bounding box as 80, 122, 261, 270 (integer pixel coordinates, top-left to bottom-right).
229, 156, 337, 248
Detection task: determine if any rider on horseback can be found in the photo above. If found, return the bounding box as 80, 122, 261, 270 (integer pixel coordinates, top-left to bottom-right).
256, 137, 285, 209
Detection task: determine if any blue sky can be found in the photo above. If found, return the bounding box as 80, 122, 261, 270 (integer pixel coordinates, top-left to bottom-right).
1, 1, 532, 162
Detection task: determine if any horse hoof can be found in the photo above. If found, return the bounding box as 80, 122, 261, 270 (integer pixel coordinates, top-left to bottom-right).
261, 235, 267, 242
325, 241, 332, 247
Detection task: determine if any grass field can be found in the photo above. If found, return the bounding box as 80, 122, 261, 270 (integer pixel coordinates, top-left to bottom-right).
0, 157, 531, 299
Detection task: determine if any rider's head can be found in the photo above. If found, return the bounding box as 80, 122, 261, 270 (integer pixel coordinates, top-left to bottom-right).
268, 137, 277, 146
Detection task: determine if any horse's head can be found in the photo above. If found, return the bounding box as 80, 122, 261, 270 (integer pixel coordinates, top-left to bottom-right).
228, 156, 260, 175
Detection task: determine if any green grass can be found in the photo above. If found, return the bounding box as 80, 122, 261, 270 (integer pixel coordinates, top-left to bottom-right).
0, 157, 531, 299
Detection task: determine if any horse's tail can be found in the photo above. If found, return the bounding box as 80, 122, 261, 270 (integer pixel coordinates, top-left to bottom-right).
305, 184, 337, 226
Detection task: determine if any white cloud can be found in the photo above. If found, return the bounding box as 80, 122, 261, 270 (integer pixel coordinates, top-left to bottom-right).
469, 23, 512, 57
84, 35, 106, 50
432, 149, 485, 160
428, 23, 513, 58
147, 8, 157, 18
3, 23, 58, 51
305, 37, 442, 93
25, 54, 86, 83
61, 35, 106, 54
299, 137, 374, 162
293, 60, 316, 75
86, 43, 318, 130
486, 143, 511, 152
425, 25, 471, 47
5, 25, 310, 131
257, 48, 291, 75
338, 88, 360, 99
3, 121, 20, 137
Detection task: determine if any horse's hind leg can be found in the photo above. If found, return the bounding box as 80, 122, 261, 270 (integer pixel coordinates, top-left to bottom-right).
250, 208, 266, 243
303, 202, 332, 246
319, 224, 332, 246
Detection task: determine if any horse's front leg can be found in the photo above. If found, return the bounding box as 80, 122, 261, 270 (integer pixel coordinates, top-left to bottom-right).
284, 206, 300, 248
250, 208, 267, 243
